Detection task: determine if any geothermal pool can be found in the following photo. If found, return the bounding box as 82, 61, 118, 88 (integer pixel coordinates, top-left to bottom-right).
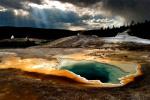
0, 56, 142, 87
61, 61, 128, 84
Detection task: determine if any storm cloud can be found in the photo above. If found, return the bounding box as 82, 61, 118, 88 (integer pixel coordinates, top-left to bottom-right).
0, 0, 149, 30
102, 0, 150, 22
0, 0, 42, 9
64, 0, 150, 22
0, 7, 82, 29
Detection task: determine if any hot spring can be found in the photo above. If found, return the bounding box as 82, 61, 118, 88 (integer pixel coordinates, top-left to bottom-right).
0, 56, 142, 87
60, 61, 129, 84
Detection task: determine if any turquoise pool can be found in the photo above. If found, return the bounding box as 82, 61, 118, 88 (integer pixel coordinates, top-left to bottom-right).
61, 61, 129, 84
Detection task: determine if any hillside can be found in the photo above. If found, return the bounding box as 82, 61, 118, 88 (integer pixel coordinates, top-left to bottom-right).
41, 35, 104, 48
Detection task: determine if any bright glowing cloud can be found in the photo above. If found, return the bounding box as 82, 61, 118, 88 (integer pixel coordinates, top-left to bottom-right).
13, 9, 29, 16
0, 6, 7, 12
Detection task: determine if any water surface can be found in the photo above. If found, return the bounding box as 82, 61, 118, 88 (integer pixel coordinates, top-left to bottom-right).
61, 61, 129, 84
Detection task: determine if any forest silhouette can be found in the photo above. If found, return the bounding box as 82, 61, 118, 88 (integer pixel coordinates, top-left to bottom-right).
0, 20, 149, 40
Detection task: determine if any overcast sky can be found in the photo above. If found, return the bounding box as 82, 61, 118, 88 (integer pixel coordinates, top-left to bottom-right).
0, 0, 149, 30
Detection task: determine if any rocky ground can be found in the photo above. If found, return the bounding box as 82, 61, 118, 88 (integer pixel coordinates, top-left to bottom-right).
0, 46, 149, 100
0, 33, 150, 100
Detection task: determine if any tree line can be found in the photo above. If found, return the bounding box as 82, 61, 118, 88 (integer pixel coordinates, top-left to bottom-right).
0, 20, 149, 40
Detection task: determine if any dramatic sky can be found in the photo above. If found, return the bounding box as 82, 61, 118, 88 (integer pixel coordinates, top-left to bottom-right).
0, 0, 149, 30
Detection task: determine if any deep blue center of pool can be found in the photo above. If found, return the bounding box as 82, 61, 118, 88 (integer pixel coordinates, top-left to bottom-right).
61, 61, 129, 84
